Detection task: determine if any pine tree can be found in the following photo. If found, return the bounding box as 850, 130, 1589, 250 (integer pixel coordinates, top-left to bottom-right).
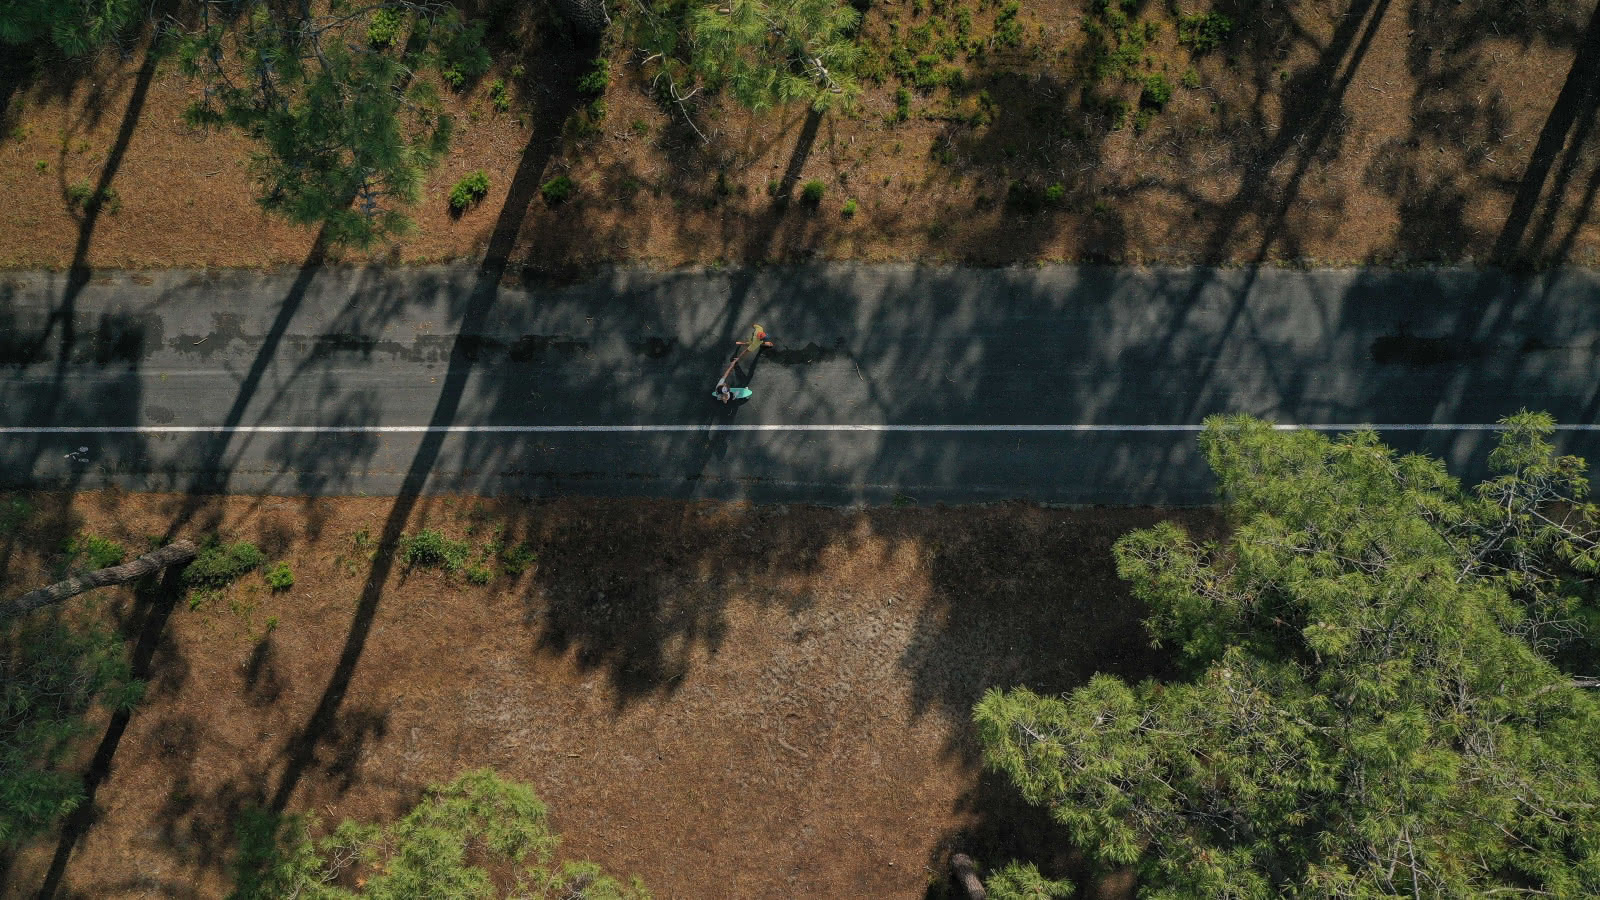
0, 0, 140, 55
231, 769, 650, 899
689, 0, 861, 112
177, 2, 488, 247
976, 412, 1600, 897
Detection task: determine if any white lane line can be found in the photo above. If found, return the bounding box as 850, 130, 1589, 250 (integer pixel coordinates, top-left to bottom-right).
0, 424, 1596, 434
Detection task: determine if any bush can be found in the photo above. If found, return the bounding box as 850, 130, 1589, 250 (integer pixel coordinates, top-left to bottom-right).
801, 180, 826, 205
400, 529, 469, 572
0, 498, 31, 535
64, 534, 126, 570
465, 564, 492, 585
65, 180, 94, 207
890, 87, 911, 123
367, 7, 405, 47
448, 170, 490, 212
65, 181, 119, 214
541, 175, 575, 205
265, 562, 294, 592
842, 198, 859, 217
1140, 73, 1172, 108
578, 58, 610, 97
184, 540, 265, 588
1180, 67, 1201, 89
500, 543, 538, 577
1044, 182, 1065, 203
488, 78, 510, 112
1177, 11, 1233, 52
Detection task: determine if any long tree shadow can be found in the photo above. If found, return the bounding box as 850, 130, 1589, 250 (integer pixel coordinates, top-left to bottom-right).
1492, 0, 1600, 266
263, 34, 593, 816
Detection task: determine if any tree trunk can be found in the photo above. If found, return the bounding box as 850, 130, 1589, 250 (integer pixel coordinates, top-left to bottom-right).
951, 853, 986, 900
1, 540, 196, 622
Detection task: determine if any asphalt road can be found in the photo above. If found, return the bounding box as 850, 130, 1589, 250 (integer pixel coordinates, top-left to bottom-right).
0, 264, 1597, 505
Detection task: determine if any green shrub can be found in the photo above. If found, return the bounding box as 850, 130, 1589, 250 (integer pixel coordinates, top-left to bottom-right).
801, 180, 826, 205
65, 181, 119, 214
265, 562, 294, 592
367, 7, 405, 47
448, 170, 490, 212
541, 175, 575, 205
488, 78, 510, 112
465, 564, 492, 585
1177, 11, 1233, 52
1044, 182, 1065, 203
64, 534, 126, 570
184, 540, 264, 588
1140, 73, 1172, 108
34, 159, 47, 173
993, 1, 1023, 48
65, 180, 94, 207
842, 198, 859, 217
500, 543, 538, 576
1180, 67, 1201, 89
400, 529, 469, 572
890, 87, 911, 123
578, 58, 610, 96
0, 498, 31, 534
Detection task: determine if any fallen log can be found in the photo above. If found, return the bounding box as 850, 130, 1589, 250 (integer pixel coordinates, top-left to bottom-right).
1, 540, 197, 622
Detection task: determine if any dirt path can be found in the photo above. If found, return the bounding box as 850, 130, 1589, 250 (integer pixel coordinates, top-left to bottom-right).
0, 491, 1220, 898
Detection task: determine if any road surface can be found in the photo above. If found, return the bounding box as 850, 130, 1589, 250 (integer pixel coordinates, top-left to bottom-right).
0, 264, 1596, 504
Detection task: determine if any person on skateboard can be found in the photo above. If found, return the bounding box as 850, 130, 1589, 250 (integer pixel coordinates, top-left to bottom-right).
713, 324, 774, 403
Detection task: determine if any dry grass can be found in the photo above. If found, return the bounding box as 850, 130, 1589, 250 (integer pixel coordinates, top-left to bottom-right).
0, 490, 1222, 898
2, 0, 1599, 271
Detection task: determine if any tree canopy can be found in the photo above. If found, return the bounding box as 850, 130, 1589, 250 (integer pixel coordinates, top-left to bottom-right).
177, 1, 488, 247
233, 769, 649, 899
629, 0, 863, 120
0, 0, 140, 55
976, 412, 1600, 898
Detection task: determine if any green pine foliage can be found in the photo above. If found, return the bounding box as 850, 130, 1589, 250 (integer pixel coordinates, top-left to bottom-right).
231, 769, 650, 899
177, 2, 488, 247
985, 861, 1074, 899
976, 411, 1600, 898
683, 0, 863, 112
1, 619, 144, 844
0, 0, 141, 55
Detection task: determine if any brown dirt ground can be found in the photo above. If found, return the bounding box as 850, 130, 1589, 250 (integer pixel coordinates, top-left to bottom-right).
0, 490, 1223, 899
2, 0, 1599, 271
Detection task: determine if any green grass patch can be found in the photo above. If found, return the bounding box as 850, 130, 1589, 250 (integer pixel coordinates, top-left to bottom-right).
64, 534, 126, 571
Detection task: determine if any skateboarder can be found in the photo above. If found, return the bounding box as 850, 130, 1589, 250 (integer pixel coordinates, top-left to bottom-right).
713, 324, 773, 403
